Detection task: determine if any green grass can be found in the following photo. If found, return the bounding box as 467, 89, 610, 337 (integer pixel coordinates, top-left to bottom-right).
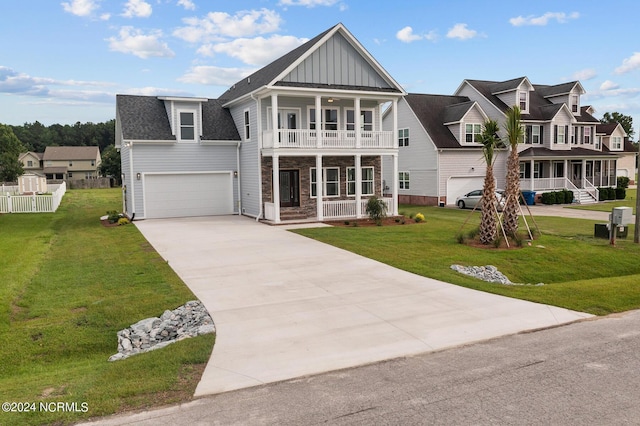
294, 205, 640, 316
0, 189, 214, 425
568, 188, 637, 213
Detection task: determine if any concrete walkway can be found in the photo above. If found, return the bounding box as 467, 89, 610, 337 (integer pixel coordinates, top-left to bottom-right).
134, 215, 591, 397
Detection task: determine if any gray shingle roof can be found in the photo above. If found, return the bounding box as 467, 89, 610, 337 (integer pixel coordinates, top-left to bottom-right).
405, 93, 476, 149
116, 95, 240, 141
43, 146, 99, 160
536, 81, 579, 98
519, 147, 619, 158
596, 123, 620, 135
490, 77, 528, 94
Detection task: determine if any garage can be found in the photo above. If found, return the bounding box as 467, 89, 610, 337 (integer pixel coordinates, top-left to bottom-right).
144, 172, 234, 219
446, 176, 484, 205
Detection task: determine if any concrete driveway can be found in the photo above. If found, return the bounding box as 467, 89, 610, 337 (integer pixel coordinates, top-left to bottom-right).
135, 216, 591, 397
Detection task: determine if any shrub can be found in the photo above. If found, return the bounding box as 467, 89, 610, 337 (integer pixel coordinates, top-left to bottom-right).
616, 187, 627, 200
553, 191, 563, 204
598, 187, 607, 201
117, 217, 130, 225
365, 196, 387, 225
607, 187, 617, 200
563, 189, 574, 204
106, 210, 121, 223
414, 212, 425, 223
541, 192, 556, 205
618, 176, 630, 189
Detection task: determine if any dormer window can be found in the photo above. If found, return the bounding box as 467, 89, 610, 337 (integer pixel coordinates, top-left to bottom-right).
571, 95, 579, 113
518, 91, 528, 112
465, 124, 482, 143
179, 112, 195, 141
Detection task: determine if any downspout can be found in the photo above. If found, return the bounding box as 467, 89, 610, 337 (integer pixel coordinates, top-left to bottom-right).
128, 141, 136, 220
252, 92, 263, 221
236, 141, 241, 215
437, 148, 442, 206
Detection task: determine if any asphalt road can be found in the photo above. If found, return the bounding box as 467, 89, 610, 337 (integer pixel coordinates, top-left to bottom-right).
83, 310, 640, 426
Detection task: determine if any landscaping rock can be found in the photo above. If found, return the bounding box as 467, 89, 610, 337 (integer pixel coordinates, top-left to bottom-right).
450, 265, 544, 286
108, 300, 215, 362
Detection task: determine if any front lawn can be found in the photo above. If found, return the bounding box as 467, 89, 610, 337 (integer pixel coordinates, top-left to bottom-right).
0, 189, 214, 425
294, 205, 640, 316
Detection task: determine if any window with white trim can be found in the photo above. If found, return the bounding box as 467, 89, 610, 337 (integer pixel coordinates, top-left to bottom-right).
346, 110, 373, 131
465, 124, 482, 143
347, 167, 375, 196
309, 108, 338, 130
519, 91, 528, 112
553, 162, 564, 178
612, 136, 622, 150
596, 135, 602, 149
310, 167, 339, 197
179, 111, 195, 141
554, 125, 566, 144
244, 109, 250, 140
533, 162, 542, 179
27, 160, 33, 167
571, 95, 579, 113
584, 127, 591, 144
398, 128, 409, 147
91, 160, 95, 166
399, 171, 410, 190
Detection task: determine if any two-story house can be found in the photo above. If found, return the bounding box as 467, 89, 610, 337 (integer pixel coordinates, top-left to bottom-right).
116, 23, 404, 222
42, 146, 102, 181
596, 122, 635, 184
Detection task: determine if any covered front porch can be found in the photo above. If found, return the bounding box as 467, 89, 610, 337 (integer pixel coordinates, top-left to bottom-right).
261, 153, 398, 223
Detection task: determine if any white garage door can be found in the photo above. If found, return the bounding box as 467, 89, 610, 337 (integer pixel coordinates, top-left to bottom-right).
446, 176, 484, 205
144, 172, 233, 219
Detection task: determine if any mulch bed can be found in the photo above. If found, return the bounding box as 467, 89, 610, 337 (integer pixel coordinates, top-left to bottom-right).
324, 215, 424, 227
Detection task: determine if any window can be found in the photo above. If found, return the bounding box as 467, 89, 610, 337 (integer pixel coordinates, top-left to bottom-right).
519, 91, 528, 112
91, 160, 95, 166
399, 171, 410, 190
244, 110, 250, 140
347, 167, 375, 196
309, 108, 338, 130
465, 124, 482, 143
554, 125, 567, 144
180, 112, 195, 140
346, 110, 373, 131
310, 167, 339, 197
584, 127, 591, 144
596, 135, 602, 150
525, 125, 542, 144
612, 136, 622, 150
398, 128, 409, 147
68, 172, 73, 178
69, 161, 73, 166
571, 95, 579, 113
519, 163, 531, 179
533, 162, 543, 179
553, 162, 564, 178
27, 160, 33, 167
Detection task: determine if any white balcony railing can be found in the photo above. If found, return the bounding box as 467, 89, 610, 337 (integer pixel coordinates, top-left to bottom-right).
323, 198, 394, 219
262, 130, 395, 149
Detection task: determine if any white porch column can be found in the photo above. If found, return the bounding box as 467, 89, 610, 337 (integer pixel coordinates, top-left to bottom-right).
392, 153, 398, 216
355, 97, 361, 149
355, 154, 362, 217
316, 154, 323, 220
315, 95, 323, 148
273, 154, 280, 223
530, 159, 535, 191
564, 159, 568, 188
582, 159, 587, 188
271, 94, 279, 148
392, 99, 398, 148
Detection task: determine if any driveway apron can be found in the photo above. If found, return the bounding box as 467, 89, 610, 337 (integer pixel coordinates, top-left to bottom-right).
134, 216, 591, 396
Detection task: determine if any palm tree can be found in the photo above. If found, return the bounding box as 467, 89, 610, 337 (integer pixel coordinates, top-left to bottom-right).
478, 120, 500, 245
502, 106, 524, 237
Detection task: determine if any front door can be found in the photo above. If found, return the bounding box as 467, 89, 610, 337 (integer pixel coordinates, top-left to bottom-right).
278, 110, 298, 145
279, 170, 300, 207
571, 162, 583, 188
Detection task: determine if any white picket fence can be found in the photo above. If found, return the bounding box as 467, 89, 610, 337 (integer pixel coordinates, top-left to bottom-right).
0, 182, 67, 213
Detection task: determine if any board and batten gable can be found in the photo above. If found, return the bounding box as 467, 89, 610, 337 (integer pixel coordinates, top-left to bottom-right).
281, 31, 393, 89
130, 143, 239, 218
229, 97, 261, 217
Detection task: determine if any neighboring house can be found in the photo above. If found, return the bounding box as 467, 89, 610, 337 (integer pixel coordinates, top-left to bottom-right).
597, 122, 636, 184
382, 93, 508, 206
19, 151, 44, 174
116, 23, 404, 221
42, 146, 102, 181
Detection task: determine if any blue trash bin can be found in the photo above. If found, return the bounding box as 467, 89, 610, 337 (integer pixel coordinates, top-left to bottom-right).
521, 191, 536, 205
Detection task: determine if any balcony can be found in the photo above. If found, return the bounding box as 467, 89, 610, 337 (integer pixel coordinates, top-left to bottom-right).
262, 129, 395, 150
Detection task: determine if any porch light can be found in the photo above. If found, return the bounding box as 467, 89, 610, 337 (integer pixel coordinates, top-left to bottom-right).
327, 98, 334, 103
136, 173, 141, 180
234, 170, 238, 178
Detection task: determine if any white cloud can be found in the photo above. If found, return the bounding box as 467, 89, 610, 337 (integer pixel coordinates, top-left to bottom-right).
122, 0, 152, 18
572, 68, 596, 81
177, 0, 195, 10
107, 27, 175, 59
509, 12, 579, 26
61, 0, 100, 17
201, 35, 308, 66
446, 23, 480, 40
615, 52, 640, 74
600, 80, 620, 91
174, 9, 282, 43
178, 65, 255, 86
396, 26, 437, 43
278, 0, 339, 6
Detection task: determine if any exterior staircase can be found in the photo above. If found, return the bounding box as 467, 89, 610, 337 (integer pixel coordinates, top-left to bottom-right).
279, 209, 309, 221
574, 190, 598, 204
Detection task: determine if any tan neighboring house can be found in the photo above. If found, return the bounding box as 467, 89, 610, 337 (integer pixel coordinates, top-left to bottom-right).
42, 146, 102, 181
19, 151, 44, 173
597, 122, 636, 184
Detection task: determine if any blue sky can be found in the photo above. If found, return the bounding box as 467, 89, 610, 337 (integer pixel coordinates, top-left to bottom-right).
1, 0, 639, 137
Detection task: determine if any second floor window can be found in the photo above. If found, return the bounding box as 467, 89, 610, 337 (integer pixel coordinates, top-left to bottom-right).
612, 136, 622, 150
309, 108, 338, 131
584, 127, 591, 144
244, 110, 250, 140
519, 91, 528, 112
525, 125, 542, 144
554, 125, 567, 144
180, 112, 195, 140
346, 110, 373, 131
465, 124, 482, 143
27, 160, 33, 167
398, 128, 409, 147
571, 95, 579, 113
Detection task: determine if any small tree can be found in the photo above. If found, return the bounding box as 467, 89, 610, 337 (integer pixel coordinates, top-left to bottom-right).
99, 144, 122, 185
0, 124, 25, 182
478, 120, 501, 245
365, 196, 388, 225
502, 106, 524, 237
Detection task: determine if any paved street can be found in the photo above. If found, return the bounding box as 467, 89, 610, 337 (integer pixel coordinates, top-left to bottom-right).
82, 309, 640, 425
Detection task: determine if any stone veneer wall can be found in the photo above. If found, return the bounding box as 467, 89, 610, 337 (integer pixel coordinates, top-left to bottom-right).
262, 156, 382, 218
